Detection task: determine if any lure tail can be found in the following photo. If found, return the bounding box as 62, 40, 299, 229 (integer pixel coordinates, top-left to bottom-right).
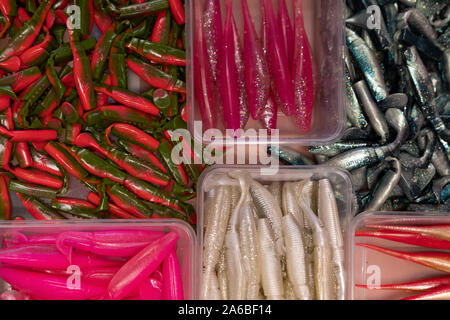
356, 229, 450, 250
366, 224, 450, 242
356, 276, 450, 292
402, 285, 450, 300
357, 243, 450, 273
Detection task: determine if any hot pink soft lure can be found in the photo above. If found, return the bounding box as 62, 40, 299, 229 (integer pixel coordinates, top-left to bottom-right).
241, 0, 269, 121
232, 16, 250, 129
162, 249, 184, 300
262, 0, 296, 117
292, 0, 315, 133
194, 0, 217, 130
105, 231, 179, 300
217, 0, 241, 131
0, 230, 185, 300
0, 267, 106, 300
278, 0, 294, 67
55, 230, 164, 258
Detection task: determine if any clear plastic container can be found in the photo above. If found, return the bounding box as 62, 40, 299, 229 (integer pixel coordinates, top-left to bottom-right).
0, 219, 197, 300
348, 212, 450, 300
186, 0, 345, 146
196, 165, 353, 299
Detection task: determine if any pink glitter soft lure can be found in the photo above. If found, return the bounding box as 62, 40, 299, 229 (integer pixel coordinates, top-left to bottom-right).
278, 0, 294, 67
292, 0, 315, 133
262, 0, 296, 117
217, 0, 241, 131
202, 0, 224, 128
259, 93, 278, 130
231, 16, 250, 128
193, 0, 217, 130
203, 0, 222, 84
242, 0, 269, 121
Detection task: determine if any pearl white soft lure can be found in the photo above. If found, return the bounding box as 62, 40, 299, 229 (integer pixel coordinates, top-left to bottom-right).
292, 180, 316, 297
239, 201, 260, 300
225, 171, 252, 299
217, 249, 228, 300
281, 213, 311, 300
268, 181, 282, 208
297, 195, 335, 300
281, 182, 303, 226
201, 186, 232, 300
250, 180, 285, 259
318, 179, 346, 300
257, 218, 284, 300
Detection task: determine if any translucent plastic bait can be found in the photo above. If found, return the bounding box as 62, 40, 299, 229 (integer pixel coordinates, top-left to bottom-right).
241, 0, 269, 120
292, 0, 315, 133
262, 0, 295, 116
281, 214, 311, 300
105, 231, 179, 300
239, 201, 260, 300
216, 249, 228, 300
225, 171, 252, 300
250, 180, 284, 258
318, 179, 345, 300
217, 0, 240, 131
298, 197, 334, 300
55, 230, 163, 258
291, 180, 314, 296
257, 218, 283, 300
201, 186, 232, 300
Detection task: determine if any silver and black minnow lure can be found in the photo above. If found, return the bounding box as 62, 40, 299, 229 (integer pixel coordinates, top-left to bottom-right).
346, 27, 390, 102
354, 80, 390, 143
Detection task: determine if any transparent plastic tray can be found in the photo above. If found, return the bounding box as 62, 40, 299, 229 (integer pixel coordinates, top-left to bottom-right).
186, 0, 345, 146
196, 165, 353, 299
0, 219, 197, 300
348, 212, 450, 300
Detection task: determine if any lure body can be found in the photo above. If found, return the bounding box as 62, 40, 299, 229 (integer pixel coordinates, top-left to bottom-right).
356, 276, 450, 292
225, 171, 252, 300
282, 214, 311, 300
241, 0, 269, 121
366, 224, 450, 242
201, 186, 232, 300
193, 0, 216, 130
292, 0, 315, 132
56, 230, 164, 258
298, 197, 334, 300
105, 231, 179, 300
318, 179, 345, 300
346, 28, 389, 102
0, 245, 123, 270
257, 218, 283, 300
357, 243, 450, 273
262, 0, 295, 116
250, 180, 284, 258
0, 266, 105, 300
402, 285, 450, 300
162, 250, 184, 300
239, 201, 260, 300
217, 0, 240, 131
